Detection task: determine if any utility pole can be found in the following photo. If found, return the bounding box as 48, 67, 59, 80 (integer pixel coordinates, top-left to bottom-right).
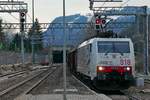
20, 12, 26, 67
48, 44, 53, 67
63, 0, 67, 99
21, 30, 25, 67
144, 6, 149, 75
48, 35, 53, 67
136, 14, 139, 36
32, 0, 35, 64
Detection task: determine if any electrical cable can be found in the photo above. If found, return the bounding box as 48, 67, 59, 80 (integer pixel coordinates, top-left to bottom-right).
93, 1, 106, 16
8, 13, 19, 21
27, 13, 32, 22
120, 0, 131, 7
9, 12, 32, 23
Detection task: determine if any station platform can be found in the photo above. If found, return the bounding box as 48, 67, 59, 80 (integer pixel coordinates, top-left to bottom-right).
15, 94, 112, 100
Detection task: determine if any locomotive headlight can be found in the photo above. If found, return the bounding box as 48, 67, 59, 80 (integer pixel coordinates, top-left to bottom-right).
98, 66, 104, 71
126, 67, 130, 71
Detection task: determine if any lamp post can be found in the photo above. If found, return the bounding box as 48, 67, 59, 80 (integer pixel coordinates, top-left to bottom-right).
63, 0, 67, 100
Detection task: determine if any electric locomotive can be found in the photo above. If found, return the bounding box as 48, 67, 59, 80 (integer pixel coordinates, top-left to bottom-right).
68, 37, 135, 89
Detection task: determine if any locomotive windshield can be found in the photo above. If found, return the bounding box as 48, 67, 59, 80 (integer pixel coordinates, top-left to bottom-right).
97, 41, 130, 53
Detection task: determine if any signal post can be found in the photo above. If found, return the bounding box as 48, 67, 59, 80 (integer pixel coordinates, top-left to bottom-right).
20, 12, 26, 67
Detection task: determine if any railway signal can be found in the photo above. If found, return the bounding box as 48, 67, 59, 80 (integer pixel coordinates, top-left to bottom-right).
95, 18, 106, 30
20, 12, 26, 68
101, 19, 106, 24
101, 19, 106, 28
95, 18, 101, 30
20, 12, 26, 32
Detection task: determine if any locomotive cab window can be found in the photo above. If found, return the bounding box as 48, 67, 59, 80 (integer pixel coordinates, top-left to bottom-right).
97, 41, 130, 53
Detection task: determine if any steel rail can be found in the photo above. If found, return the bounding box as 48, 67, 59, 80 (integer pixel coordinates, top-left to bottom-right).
23, 67, 59, 94
0, 70, 26, 78
144, 80, 150, 84
0, 70, 45, 96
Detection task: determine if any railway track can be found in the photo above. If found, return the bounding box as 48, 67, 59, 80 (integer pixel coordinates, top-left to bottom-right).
120, 90, 141, 100
0, 67, 49, 81
24, 66, 59, 94
28, 66, 103, 96
74, 74, 143, 100
72, 74, 112, 99
0, 66, 58, 100
115, 78, 150, 100
0, 70, 42, 93
144, 79, 150, 84
0, 70, 27, 79
27, 66, 67, 95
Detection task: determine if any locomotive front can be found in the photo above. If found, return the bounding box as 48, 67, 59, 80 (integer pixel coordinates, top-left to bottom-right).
95, 39, 135, 87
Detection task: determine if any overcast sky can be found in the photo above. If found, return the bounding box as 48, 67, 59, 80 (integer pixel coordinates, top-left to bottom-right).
0, 0, 150, 23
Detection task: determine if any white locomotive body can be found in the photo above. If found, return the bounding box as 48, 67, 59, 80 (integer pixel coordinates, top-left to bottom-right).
68, 38, 135, 88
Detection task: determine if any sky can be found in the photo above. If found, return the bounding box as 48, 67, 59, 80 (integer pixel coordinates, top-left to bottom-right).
25, 0, 91, 23
0, 0, 150, 23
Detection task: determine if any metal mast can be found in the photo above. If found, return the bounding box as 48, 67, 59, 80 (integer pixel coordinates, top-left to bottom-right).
63, 0, 67, 100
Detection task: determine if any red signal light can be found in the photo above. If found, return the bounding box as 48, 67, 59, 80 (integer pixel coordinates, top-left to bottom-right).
102, 19, 106, 24
95, 19, 102, 24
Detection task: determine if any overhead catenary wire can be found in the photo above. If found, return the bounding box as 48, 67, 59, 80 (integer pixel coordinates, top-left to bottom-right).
8, 12, 32, 23
120, 0, 131, 7
27, 13, 32, 22
8, 13, 32, 23
8, 13, 20, 22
